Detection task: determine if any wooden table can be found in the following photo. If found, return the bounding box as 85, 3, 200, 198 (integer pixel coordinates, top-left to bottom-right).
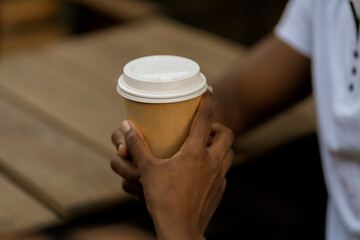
0, 16, 315, 235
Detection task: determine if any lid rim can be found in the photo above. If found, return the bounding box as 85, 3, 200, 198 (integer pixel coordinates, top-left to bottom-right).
116, 84, 208, 103
116, 55, 207, 103
118, 73, 206, 99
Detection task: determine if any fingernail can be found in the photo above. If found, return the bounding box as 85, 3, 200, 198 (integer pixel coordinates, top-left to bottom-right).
120, 121, 131, 134
118, 143, 124, 153
208, 86, 213, 93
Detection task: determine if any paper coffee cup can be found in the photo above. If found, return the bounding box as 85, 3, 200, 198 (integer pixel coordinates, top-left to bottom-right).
117, 55, 207, 158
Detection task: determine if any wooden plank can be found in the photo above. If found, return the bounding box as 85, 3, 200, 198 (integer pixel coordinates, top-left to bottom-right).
0, 173, 57, 235
0, 93, 129, 218
1, 27, 64, 53
44, 17, 247, 84
0, 0, 60, 27
0, 52, 121, 156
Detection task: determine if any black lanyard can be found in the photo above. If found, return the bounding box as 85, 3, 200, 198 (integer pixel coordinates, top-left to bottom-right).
350, 0, 360, 40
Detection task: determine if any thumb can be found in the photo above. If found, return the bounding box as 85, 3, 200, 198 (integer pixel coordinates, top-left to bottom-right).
120, 120, 153, 170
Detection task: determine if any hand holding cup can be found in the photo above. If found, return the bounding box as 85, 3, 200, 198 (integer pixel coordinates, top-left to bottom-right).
111, 89, 234, 240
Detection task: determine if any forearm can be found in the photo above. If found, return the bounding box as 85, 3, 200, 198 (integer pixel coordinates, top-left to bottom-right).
214, 34, 311, 134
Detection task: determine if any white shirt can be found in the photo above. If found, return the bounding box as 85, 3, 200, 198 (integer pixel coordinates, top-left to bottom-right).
276, 0, 360, 239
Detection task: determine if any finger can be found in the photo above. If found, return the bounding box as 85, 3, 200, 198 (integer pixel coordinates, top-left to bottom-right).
221, 149, 234, 177
122, 180, 144, 199
111, 129, 122, 148
118, 142, 129, 158
111, 154, 140, 183
208, 123, 234, 159
186, 87, 215, 146
111, 129, 129, 158
121, 120, 154, 169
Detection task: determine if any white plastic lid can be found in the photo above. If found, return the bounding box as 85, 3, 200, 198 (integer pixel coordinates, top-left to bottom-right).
117, 55, 207, 103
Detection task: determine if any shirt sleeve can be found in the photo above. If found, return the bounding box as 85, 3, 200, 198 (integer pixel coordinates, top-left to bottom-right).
275, 0, 313, 58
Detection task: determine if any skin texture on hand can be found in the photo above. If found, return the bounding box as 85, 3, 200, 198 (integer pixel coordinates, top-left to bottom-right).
111, 89, 234, 240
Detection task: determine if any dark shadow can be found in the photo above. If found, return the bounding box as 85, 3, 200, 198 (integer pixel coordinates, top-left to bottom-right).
206, 133, 327, 240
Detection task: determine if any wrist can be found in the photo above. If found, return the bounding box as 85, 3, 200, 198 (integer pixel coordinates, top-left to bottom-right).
156, 229, 205, 240
152, 217, 205, 240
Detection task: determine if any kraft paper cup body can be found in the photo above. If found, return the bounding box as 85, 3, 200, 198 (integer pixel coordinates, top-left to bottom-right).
117, 55, 207, 158
123, 97, 201, 158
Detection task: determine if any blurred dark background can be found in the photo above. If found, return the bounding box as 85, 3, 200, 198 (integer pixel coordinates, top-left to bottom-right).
0, 0, 288, 53
148, 0, 288, 45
